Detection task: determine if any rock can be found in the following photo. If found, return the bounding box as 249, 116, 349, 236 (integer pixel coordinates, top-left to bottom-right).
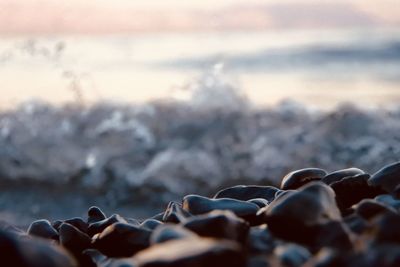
322, 168, 365, 185
140, 219, 163, 231
371, 212, 400, 244
330, 174, 385, 212
92, 222, 151, 257
150, 224, 197, 244
162, 202, 191, 223
280, 168, 327, 190
182, 210, 249, 243
59, 223, 91, 255
87, 214, 127, 237
182, 194, 260, 225
375, 194, 400, 210
27, 219, 59, 241
0, 229, 76, 267
355, 199, 397, 220
247, 225, 276, 254
87, 206, 107, 224
343, 214, 369, 234
262, 182, 351, 249
214, 185, 278, 202
362, 244, 400, 267
64, 217, 88, 234
248, 198, 270, 208
134, 238, 245, 267
274, 244, 311, 267
368, 162, 400, 193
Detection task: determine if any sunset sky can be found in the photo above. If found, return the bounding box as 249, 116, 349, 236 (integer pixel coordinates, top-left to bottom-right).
0, 0, 399, 35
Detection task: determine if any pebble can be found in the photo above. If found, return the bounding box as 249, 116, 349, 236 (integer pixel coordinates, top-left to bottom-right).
368, 161, 400, 193
162, 201, 191, 223
87, 206, 107, 224
87, 214, 127, 237
134, 237, 245, 267
182, 210, 249, 243
280, 168, 327, 190
0, 229, 76, 267
322, 167, 365, 185
182, 194, 260, 224
214, 185, 278, 202
330, 174, 384, 213
150, 224, 197, 244
92, 222, 151, 257
27, 219, 59, 241
274, 244, 311, 267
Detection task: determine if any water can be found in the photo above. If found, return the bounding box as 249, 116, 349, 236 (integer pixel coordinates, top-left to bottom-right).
1, 28, 400, 109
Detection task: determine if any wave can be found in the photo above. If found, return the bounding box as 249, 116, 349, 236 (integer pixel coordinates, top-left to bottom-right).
1, 68, 399, 208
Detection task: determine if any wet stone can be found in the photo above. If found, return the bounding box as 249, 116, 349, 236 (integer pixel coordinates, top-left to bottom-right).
27, 219, 59, 241
330, 174, 385, 212
280, 168, 327, 190
214, 185, 278, 202
64, 217, 88, 234
247, 225, 276, 254
375, 194, 400, 210
368, 161, 400, 193
274, 244, 311, 267
150, 224, 197, 245
59, 223, 91, 256
0, 229, 76, 267
162, 202, 191, 224
343, 213, 369, 234
134, 237, 245, 267
87, 214, 127, 237
182, 194, 260, 225
371, 212, 400, 244
355, 199, 397, 220
92, 222, 151, 258
262, 182, 352, 249
182, 210, 249, 243
87, 206, 107, 224
140, 219, 163, 231
322, 167, 365, 185
248, 198, 270, 208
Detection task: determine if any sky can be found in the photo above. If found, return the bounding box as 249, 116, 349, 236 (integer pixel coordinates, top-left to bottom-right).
0, 0, 399, 34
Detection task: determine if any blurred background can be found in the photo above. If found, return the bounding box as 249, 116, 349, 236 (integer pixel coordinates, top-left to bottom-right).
1, 0, 400, 225
1, 0, 400, 108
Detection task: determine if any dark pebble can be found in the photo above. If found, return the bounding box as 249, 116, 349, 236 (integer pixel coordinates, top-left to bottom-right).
140, 219, 163, 231
182, 194, 260, 225
27, 219, 59, 241
92, 222, 151, 257
162, 202, 191, 223
274, 244, 311, 267
87, 206, 107, 224
134, 238, 245, 267
280, 168, 327, 190
0, 229, 76, 267
330, 174, 385, 212
59, 223, 91, 256
248, 198, 270, 208
214, 185, 278, 202
355, 199, 397, 220
87, 214, 127, 237
64, 217, 88, 234
262, 182, 352, 249
150, 224, 196, 244
322, 167, 365, 185
368, 161, 400, 193
183, 210, 249, 243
